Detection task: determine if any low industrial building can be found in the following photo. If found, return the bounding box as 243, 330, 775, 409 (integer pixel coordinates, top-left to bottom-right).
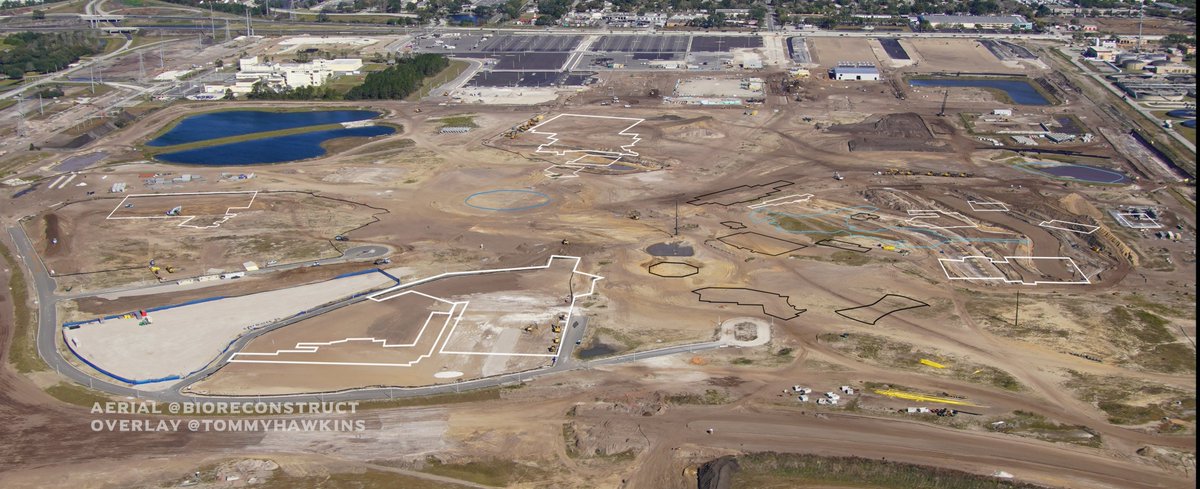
831, 65, 880, 81
919, 14, 1033, 30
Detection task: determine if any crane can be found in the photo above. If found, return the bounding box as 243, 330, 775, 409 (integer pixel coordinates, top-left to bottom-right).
937, 90, 949, 117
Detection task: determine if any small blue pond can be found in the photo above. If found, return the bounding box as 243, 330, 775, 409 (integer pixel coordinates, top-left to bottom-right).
909, 78, 1050, 105
155, 126, 395, 165
1020, 162, 1129, 184
147, 110, 381, 146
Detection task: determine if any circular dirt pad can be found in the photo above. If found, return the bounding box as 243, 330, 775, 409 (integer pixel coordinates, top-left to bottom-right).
464, 189, 552, 211
719, 317, 770, 347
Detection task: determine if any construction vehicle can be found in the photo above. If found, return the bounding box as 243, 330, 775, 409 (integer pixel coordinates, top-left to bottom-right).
552, 325, 562, 333
553, 337, 560, 344
165, 266, 177, 273
149, 265, 161, 273
373, 258, 391, 265
833, 172, 843, 180
166, 205, 182, 216
334, 235, 348, 241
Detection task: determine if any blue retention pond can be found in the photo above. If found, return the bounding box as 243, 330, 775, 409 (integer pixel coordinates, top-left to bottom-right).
1017, 161, 1129, 184
147, 109, 381, 147
155, 125, 395, 165
909, 78, 1050, 106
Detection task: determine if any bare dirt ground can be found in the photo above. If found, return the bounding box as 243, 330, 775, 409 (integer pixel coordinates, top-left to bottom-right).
0, 43, 1195, 489
26, 190, 381, 291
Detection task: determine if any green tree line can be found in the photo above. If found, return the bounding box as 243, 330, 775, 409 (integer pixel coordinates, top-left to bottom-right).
344, 54, 448, 100
1, 32, 106, 80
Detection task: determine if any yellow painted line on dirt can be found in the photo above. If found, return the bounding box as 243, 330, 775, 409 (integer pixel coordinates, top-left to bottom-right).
873, 389, 980, 407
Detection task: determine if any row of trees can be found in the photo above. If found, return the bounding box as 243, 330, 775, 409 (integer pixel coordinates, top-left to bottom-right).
345, 54, 448, 100
1, 32, 106, 80
245, 81, 340, 100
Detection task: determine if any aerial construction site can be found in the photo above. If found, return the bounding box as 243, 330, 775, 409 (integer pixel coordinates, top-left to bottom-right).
0, 4, 1195, 489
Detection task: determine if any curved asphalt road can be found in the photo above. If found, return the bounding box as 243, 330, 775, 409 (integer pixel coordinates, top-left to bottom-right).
7, 225, 723, 403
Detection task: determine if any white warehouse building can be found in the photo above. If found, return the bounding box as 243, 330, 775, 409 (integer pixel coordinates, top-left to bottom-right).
832, 66, 881, 81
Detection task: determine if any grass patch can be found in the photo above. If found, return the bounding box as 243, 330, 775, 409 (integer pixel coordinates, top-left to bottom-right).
257, 469, 466, 489
731, 452, 1044, 488
1063, 370, 1194, 426
354, 387, 503, 410
1, 242, 46, 373
828, 250, 871, 266
989, 410, 1102, 448
45, 382, 112, 407
665, 388, 729, 405
421, 457, 548, 487
731, 357, 754, 365
435, 115, 479, 129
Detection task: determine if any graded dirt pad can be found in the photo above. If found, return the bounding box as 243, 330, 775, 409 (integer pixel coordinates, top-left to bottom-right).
27, 191, 380, 283
829, 113, 953, 153
524, 114, 644, 156
693, 287, 806, 321
106, 192, 258, 226
193, 257, 589, 393
66, 261, 376, 319
904, 38, 1022, 73
939, 256, 1086, 285
809, 37, 880, 68
64, 271, 396, 382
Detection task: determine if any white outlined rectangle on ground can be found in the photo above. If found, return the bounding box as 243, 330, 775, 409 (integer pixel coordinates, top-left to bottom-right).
967, 200, 1009, 212
528, 113, 645, 157
1111, 211, 1163, 229
938, 255, 1090, 285
229, 255, 604, 367
106, 191, 259, 229
1038, 219, 1100, 235
747, 193, 813, 209
904, 209, 978, 230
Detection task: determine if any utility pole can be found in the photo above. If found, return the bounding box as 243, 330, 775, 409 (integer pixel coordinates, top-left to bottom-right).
138, 51, 145, 81
1136, 0, 1144, 53
15, 96, 24, 138
1013, 289, 1020, 327
673, 198, 679, 236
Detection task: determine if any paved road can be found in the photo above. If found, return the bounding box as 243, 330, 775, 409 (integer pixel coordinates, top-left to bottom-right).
7, 225, 723, 403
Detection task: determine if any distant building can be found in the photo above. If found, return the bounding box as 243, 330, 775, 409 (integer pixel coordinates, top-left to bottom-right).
1148, 62, 1196, 75
204, 56, 363, 95
831, 66, 880, 81
919, 14, 1032, 30
1085, 46, 1119, 62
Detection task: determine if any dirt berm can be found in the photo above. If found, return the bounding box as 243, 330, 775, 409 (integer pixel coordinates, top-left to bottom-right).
697, 455, 740, 489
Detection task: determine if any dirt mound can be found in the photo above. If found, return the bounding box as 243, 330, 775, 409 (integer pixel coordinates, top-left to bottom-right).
563, 419, 648, 458
697, 455, 740, 489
